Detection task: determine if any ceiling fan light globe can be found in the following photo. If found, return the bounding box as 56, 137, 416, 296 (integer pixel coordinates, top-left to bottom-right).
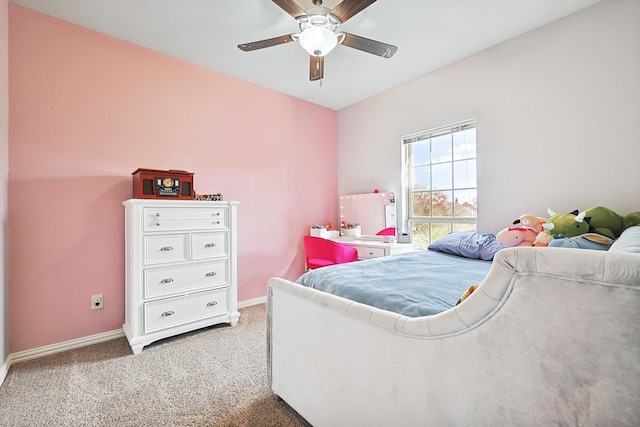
299, 26, 337, 57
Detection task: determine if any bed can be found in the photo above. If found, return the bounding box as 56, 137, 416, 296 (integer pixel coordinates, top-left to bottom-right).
267, 228, 640, 426
296, 249, 492, 317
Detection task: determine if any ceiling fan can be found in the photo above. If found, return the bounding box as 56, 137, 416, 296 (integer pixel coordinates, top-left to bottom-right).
238, 0, 397, 81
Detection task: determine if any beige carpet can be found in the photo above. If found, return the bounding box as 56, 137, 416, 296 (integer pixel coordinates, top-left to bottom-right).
0, 304, 311, 427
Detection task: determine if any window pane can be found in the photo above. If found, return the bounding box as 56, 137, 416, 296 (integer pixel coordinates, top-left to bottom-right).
431, 223, 452, 242
452, 223, 475, 233
453, 160, 476, 188
453, 189, 477, 218
411, 165, 430, 191
411, 221, 458, 250
453, 128, 476, 160
411, 222, 431, 250
431, 191, 452, 216
412, 192, 431, 216
431, 134, 452, 162
432, 163, 452, 190
411, 141, 430, 166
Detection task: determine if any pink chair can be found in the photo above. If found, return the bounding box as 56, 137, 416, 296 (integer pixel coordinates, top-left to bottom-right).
303, 236, 358, 270
376, 227, 396, 236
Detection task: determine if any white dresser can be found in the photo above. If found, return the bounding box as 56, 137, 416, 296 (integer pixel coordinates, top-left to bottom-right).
332, 237, 415, 260
122, 199, 240, 354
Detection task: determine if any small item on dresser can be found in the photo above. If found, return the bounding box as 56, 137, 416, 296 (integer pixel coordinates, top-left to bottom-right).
310, 225, 339, 239
340, 221, 361, 238
195, 193, 223, 201
131, 168, 194, 200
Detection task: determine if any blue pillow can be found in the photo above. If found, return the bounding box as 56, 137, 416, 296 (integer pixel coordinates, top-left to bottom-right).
428, 231, 504, 261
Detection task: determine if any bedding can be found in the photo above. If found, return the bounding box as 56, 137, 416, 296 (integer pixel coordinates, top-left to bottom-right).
427, 231, 503, 260
296, 249, 492, 317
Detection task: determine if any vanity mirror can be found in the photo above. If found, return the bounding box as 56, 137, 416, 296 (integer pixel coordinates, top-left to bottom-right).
339, 192, 396, 237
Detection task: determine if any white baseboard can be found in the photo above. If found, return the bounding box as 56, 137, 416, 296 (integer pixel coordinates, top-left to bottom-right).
10, 329, 125, 365
238, 295, 267, 308
0, 295, 267, 388
0, 328, 124, 388
0, 355, 10, 387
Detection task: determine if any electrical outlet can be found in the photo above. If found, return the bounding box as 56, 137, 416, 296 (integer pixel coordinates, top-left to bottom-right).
91, 294, 104, 310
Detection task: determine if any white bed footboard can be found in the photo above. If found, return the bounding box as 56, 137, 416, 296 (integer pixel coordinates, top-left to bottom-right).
267, 247, 640, 426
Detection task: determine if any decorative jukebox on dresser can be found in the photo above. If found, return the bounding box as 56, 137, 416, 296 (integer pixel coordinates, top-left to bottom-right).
122, 199, 239, 355
131, 168, 195, 200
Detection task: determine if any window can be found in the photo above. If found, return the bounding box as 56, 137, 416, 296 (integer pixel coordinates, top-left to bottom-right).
401, 120, 477, 249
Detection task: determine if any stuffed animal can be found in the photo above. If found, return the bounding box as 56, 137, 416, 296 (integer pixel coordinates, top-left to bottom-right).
456, 285, 478, 305
548, 233, 614, 250
497, 213, 548, 247
533, 209, 591, 246
623, 211, 640, 231
511, 214, 546, 233
534, 206, 640, 246
584, 206, 640, 239
496, 226, 538, 247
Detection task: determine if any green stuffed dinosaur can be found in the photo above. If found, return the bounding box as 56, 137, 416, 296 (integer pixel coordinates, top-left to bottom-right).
539, 209, 591, 241
534, 206, 640, 246
622, 211, 640, 232
584, 206, 640, 239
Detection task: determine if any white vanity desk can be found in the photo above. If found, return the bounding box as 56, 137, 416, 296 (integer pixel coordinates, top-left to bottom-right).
331, 237, 415, 260
335, 191, 414, 260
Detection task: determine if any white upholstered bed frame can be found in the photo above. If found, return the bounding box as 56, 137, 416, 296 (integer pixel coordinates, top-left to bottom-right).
267, 245, 640, 426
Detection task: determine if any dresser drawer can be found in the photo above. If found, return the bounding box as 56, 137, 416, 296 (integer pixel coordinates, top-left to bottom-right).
143, 207, 227, 232
144, 234, 188, 265
356, 246, 386, 259
144, 261, 228, 299
144, 289, 229, 333
192, 232, 228, 259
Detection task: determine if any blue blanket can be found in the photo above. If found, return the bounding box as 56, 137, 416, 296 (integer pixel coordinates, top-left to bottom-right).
296, 250, 492, 317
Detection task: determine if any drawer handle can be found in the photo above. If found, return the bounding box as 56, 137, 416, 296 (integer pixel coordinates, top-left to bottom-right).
213, 221, 220, 225
161, 311, 174, 317
205, 272, 217, 277
160, 246, 173, 251
155, 213, 160, 226
214, 212, 220, 216
206, 301, 218, 307
205, 243, 216, 248
160, 278, 174, 284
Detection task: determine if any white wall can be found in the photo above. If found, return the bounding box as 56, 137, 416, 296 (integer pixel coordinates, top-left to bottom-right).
337, 0, 640, 234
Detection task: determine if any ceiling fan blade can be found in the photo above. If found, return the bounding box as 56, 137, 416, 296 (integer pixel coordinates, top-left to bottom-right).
330, 0, 377, 23
272, 0, 307, 19
310, 55, 324, 81
238, 34, 295, 52
340, 33, 397, 58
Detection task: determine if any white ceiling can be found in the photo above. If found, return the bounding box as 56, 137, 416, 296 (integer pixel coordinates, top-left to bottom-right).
11, 0, 600, 110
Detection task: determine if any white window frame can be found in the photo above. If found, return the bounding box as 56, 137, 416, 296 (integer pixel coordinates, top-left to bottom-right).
401, 119, 477, 248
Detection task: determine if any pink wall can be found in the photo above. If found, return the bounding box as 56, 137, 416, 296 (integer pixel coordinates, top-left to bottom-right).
1, 0, 9, 362
8, 4, 338, 353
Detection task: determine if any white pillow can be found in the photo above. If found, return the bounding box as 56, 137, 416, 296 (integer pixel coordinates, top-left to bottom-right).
609, 226, 640, 253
